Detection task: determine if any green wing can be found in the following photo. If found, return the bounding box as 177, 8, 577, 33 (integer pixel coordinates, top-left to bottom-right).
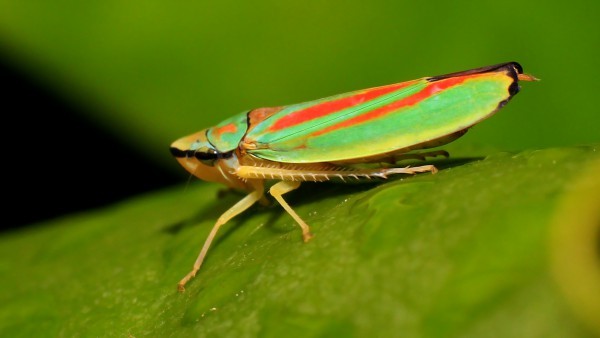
244, 62, 524, 163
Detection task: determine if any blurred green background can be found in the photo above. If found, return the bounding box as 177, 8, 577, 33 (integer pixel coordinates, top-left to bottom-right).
0, 0, 598, 169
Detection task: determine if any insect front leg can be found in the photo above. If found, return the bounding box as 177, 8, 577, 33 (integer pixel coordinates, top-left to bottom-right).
178, 180, 265, 292
269, 180, 314, 242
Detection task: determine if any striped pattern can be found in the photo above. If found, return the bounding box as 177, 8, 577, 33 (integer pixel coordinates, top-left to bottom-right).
268, 81, 418, 132
243, 63, 521, 163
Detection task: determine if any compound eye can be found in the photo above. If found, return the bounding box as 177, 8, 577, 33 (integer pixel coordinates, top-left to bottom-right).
193, 147, 219, 166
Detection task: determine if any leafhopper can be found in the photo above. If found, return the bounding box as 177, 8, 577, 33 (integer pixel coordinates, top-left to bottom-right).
170, 62, 536, 290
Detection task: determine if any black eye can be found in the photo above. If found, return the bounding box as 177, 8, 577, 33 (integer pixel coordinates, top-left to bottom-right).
194, 149, 219, 161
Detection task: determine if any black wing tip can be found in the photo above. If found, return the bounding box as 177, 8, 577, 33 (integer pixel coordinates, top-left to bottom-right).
508, 61, 524, 74
427, 61, 524, 82
501, 62, 524, 108
504, 62, 523, 97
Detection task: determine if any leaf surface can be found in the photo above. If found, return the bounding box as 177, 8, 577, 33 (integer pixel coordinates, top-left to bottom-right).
1, 146, 599, 337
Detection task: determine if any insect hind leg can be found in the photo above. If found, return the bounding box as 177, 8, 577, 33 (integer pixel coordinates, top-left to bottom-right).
269, 180, 314, 242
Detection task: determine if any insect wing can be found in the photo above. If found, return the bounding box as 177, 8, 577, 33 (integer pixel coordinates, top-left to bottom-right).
244, 62, 523, 163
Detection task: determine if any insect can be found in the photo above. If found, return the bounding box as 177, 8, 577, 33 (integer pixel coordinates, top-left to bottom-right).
170, 62, 537, 291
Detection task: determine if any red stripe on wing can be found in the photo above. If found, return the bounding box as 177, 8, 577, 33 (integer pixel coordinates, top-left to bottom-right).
268, 81, 417, 132
312, 76, 470, 137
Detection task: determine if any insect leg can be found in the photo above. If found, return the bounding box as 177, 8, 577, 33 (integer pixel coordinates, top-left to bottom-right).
178, 180, 265, 292
269, 181, 314, 242
381, 164, 438, 176
237, 163, 437, 181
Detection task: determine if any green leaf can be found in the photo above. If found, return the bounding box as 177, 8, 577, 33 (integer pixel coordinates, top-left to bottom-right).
1, 145, 600, 337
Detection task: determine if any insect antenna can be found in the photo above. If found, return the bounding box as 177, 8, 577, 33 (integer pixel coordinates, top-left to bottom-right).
183, 172, 195, 192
